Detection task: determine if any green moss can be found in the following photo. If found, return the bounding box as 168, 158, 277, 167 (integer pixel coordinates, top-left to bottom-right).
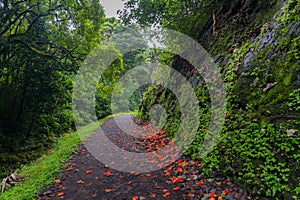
137, 0, 299, 198
283, 69, 294, 86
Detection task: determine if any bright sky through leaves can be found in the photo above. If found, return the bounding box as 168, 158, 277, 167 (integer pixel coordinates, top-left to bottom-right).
101, 0, 125, 18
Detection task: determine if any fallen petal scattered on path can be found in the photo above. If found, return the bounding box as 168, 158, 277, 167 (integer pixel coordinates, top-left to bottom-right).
37, 115, 251, 200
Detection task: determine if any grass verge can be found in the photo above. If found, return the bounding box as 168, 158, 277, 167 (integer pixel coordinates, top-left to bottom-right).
0, 113, 134, 200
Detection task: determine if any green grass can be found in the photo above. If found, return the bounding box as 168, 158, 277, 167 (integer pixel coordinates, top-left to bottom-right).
0, 113, 134, 200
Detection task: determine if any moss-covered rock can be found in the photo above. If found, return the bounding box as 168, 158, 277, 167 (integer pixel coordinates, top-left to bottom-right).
138, 0, 299, 198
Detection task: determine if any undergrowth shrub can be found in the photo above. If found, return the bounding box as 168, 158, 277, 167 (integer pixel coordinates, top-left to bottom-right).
201, 112, 299, 199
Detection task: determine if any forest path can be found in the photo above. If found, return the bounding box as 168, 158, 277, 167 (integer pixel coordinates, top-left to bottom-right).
37, 114, 249, 200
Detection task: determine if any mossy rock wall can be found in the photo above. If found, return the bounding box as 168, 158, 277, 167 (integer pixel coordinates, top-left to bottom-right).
138, 0, 300, 198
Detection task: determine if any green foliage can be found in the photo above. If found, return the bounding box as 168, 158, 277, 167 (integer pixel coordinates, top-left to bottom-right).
0, 0, 105, 177
201, 114, 300, 199
0, 115, 113, 200
95, 46, 124, 119
287, 89, 300, 112
95, 20, 150, 117
135, 0, 299, 199
120, 0, 217, 37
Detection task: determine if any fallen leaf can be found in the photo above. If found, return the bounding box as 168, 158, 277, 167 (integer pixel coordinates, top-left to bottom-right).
58, 185, 65, 189
150, 193, 157, 198
209, 193, 217, 198
173, 186, 180, 191
104, 171, 112, 176
58, 192, 65, 196
105, 189, 112, 193
76, 179, 83, 184
222, 189, 229, 195
170, 177, 183, 183
127, 181, 132, 185
166, 166, 173, 172
164, 172, 171, 176
177, 168, 183, 173
181, 161, 189, 167
163, 192, 171, 197
184, 193, 193, 197
197, 181, 204, 186
54, 179, 61, 183
66, 167, 73, 171
86, 170, 92, 174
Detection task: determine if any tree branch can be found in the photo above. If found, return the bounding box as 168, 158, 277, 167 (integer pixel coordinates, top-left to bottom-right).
0, 4, 39, 36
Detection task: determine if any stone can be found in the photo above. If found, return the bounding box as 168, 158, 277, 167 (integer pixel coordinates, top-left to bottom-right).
287, 129, 295, 137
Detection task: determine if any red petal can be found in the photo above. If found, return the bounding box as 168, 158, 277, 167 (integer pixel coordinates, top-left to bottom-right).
76, 179, 83, 184
222, 190, 229, 195
54, 179, 61, 183
175, 177, 183, 183
104, 171, 112, 176
173, 186, 180, 191
66, 167, 73, 171
177, 168, 183, 173
209, 193, 217, 197
197, 181, 204, 186
163, 192, 171, 197
150, 193, 157, 198
58, 192, 65, 196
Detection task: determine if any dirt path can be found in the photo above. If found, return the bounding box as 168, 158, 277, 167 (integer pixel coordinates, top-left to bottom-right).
37, 115, 250, 200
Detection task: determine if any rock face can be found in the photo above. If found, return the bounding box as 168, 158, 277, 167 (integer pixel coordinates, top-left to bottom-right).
138, 0, 299, 199
202, 0, 300, 127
